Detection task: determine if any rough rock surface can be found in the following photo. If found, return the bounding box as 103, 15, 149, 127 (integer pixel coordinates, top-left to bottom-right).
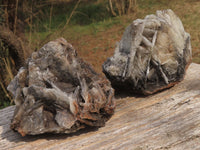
103, 9, 192, 94
7, 38, 115, 136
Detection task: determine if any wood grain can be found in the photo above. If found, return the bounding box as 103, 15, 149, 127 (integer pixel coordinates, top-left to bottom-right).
1, 63, 200, 150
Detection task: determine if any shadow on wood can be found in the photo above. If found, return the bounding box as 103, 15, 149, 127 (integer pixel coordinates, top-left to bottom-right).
1, 63, 200, 150
1, 113, 99, 143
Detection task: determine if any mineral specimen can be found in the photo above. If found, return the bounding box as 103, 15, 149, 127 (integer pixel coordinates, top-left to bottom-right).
7, 38, 115, 136
103, 9, 192, 94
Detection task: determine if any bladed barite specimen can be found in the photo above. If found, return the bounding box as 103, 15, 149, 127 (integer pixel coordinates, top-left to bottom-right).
103, 9, 192, 94
7, 38, 115, 136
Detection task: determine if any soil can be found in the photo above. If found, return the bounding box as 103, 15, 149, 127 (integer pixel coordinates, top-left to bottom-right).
67, 25, 125, 74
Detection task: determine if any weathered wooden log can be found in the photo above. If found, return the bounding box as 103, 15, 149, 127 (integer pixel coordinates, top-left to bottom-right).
103, 9, 192, 94
1, 63, 200, 149
7, 38, 115, 136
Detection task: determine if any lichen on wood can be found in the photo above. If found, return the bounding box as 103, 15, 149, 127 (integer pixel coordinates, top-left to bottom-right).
7, 38, 115, 136
103, 9, 192, 94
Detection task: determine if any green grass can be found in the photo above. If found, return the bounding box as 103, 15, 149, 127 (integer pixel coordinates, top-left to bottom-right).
0, 86, 11, 108
30, 1, 112, 32
31, 16, 122, 48
0, 101, 11, 109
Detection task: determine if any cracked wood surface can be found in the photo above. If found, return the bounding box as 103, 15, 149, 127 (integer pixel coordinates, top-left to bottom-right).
1, 63, 200, 150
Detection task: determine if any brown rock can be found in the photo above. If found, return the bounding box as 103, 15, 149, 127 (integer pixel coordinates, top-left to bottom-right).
7, 38, 115, 136
103, 9, 192, 94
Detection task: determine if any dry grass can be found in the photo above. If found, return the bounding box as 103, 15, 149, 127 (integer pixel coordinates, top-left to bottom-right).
0, 47, 14, 105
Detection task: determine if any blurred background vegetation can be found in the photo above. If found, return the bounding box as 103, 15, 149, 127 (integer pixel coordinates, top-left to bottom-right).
0, 0, 199, 108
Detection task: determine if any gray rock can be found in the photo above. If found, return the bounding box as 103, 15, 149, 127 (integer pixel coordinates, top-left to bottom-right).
103, 9, 192, 94
7, 38, 115, 136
